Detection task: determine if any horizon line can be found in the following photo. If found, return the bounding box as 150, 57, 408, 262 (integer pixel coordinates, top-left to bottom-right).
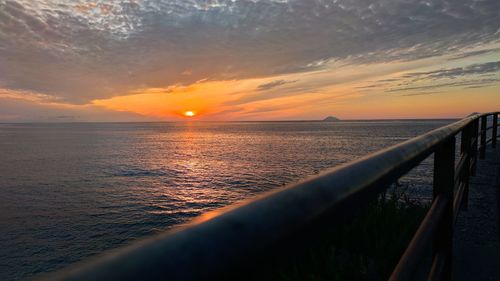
0, 117, 463, 124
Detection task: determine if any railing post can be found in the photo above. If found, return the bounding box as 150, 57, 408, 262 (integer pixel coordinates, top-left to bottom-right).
493, 114, 498, 148
429, 137, 455, 281
471, 118, 479, 176
479, 116, 487, 159
460, 125, 472, 210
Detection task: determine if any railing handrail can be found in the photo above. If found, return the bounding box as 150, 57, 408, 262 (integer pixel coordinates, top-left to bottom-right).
40, 112, 500, 281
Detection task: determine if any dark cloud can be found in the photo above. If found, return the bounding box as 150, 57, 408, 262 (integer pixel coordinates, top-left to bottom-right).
404, 61, 500, 79
0, 97, 151, 122
0, 0, 500, 103
355, 83, 390, 90
257, 79, 297, 91
225, 84, 319, 106
401, 91, 442, 97
448, 48, 500, 61
387, 78, 500, 93
356, 60, 500, 95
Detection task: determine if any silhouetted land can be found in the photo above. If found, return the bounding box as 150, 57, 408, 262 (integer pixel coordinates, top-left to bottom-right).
323, 116, 340, 122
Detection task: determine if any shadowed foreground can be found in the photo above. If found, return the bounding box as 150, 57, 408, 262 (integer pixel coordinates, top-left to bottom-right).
453, 145, 500, 281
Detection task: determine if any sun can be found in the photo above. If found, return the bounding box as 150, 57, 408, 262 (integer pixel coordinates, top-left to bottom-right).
184, 111, 196, 117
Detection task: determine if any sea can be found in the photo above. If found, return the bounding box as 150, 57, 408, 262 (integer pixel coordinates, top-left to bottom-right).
0, 120, 455, 280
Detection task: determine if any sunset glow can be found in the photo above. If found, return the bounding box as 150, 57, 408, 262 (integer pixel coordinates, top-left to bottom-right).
0, 0, 499, 122
2, 2, 500, 280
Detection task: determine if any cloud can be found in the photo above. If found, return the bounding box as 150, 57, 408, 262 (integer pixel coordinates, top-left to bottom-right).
387, 78, 500, 93
0, 88, 61, 103
400, 91, 443, 97
404, 61, 500, 80
1, 0, 500, 105
0, 93, 154, 122
353, 59, 500, 97
448, 48, 500, 61
256, 79, 297, 91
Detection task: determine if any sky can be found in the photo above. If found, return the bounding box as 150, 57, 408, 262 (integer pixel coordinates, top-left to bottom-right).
0, 0, 499, 122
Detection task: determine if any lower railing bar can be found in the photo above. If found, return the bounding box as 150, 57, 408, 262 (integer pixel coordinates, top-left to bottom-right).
470, 158, 477, 173
453, 154, 467, 183
453, 181, 466, 221
471, 118, 479, 175
493, 114, 498, 148
427, 251, 448, 281
480, 116, 487, 159
388, 195, 449, 281
459, 123, 472, 212
471, 138, 478, 153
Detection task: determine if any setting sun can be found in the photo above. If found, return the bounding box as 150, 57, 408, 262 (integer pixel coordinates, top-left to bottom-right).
184, 111, 195, 117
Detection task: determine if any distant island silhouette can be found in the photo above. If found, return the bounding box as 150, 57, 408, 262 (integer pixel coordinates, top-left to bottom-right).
322, 116, 340, 122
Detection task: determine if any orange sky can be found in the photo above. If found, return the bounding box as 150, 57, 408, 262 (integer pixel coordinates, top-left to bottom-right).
1, 1, 499, 122
2, 46, 499, 122
90, 48, 500, 121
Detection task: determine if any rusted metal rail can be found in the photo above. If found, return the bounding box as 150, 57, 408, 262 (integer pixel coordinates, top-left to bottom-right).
40, 112, 499, 281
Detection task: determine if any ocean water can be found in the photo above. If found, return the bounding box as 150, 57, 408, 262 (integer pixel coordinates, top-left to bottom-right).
0, 120, 454, 280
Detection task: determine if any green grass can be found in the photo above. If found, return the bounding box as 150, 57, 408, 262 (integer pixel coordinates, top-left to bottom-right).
239, 187, 428, 281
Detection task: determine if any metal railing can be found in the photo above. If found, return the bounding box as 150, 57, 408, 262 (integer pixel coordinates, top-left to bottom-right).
41, 112, 500, 281
389, 112, 498, 281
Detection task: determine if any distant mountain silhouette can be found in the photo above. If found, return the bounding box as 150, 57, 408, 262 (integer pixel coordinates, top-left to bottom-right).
322, 116, 340, 122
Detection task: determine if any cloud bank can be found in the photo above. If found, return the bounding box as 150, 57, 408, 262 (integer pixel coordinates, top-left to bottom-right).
0, 0, 499, 120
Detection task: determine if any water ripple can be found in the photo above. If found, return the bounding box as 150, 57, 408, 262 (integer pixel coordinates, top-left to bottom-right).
0, 120, 453, 280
